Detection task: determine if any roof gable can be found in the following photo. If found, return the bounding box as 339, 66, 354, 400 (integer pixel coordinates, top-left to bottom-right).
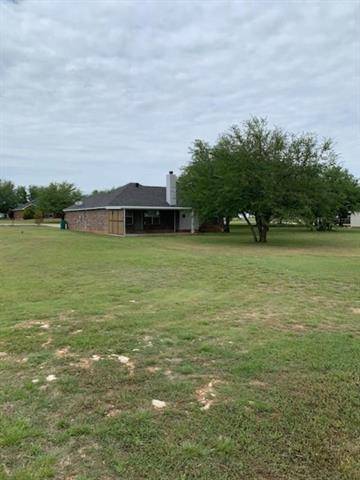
13, 201, 36, 211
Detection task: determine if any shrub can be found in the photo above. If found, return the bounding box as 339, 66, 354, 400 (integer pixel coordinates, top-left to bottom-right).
34, 209, 44, 225
23, 206, 35, 219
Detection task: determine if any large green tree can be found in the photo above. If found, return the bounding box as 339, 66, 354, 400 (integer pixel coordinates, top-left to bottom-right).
0, 180, 18, 214
28, 185, 45, 201
178, 118, 359, 242
36, 182, 82, 216
15, 186, 28, 204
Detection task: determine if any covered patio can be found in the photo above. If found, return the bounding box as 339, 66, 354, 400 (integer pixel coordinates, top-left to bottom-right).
121, 207, 194, 235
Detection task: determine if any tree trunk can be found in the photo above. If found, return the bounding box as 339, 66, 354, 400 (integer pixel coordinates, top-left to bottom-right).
255, 215, 269, 243
240, 212, 258, 242
223, 216, 231, 233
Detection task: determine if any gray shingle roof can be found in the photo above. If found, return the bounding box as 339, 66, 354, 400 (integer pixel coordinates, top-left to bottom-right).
13, 201, 36, 211
65, 183, 181, 211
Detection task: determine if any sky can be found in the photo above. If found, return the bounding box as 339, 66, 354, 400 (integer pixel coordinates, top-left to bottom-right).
1, 0, 359, 193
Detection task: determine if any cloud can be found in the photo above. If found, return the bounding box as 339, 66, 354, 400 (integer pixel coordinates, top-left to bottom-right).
1, 0, 359, 191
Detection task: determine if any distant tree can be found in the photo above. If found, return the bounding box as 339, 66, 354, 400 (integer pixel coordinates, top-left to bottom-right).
91, 187, 117, 195
34, 208, 44, 225
36, 182, 82, 216
0, 180, 18, 214
23, 205, 36, 219
28, 185, 45, 201
16, 186, 28, 204
302, 164, 360, 230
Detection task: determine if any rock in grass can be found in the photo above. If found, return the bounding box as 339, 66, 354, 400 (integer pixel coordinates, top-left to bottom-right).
152, 399, 166, 409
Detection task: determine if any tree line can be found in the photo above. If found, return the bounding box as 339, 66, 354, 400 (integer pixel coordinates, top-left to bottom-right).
178, 117, 360, 242
0, 181, 82, 218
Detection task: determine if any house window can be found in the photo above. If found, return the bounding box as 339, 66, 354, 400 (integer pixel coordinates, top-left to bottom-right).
125, 211, 134, 226
144, 210, 160, 225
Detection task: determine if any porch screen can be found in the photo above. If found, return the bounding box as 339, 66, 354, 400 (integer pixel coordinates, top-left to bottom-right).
144, 210, 160, 225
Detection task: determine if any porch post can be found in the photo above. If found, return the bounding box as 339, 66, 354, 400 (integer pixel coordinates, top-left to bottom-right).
191, 209, 195, 234
174, 210, 176, 233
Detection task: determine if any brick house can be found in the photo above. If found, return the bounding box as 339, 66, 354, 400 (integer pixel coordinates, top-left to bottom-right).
11, 201, 36, 220
64, 172, 200, 235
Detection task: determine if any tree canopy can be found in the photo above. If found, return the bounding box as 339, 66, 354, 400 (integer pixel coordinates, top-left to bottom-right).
0, 180, 19, 214
0, 180, 82, 217
35, 182, 82, 216
178, 118, 360, 242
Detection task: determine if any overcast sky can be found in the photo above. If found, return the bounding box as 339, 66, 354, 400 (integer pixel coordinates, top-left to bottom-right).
1, 0, 359, 192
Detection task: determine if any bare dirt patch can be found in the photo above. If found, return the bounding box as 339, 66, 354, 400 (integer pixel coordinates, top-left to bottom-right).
70, 329, 83, 335
42, 337, 53, 347
106, 408, 121, 417
146, 366, 161, 373
15, 320, 50, 330
59, 310, 75, 322
109, 354, 135, 375
249, 379, 268, 388
70, 357, 93, 369
290, 324, 306, 332
55, 346, 72, 358
196, 379, 221, 411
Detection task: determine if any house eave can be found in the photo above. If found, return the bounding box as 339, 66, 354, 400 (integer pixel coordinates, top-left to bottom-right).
64, 205, 192, 212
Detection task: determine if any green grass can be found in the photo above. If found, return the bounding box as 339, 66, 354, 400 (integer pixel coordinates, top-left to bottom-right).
0, 218, 60, 224
0, 226, 359, 479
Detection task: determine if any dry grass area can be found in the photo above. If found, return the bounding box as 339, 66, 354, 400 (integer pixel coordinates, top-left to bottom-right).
0, 226, 359, 479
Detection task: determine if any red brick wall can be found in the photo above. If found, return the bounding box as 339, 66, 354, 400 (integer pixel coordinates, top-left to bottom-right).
65, 209, 110, 234
13, 211, 24, 220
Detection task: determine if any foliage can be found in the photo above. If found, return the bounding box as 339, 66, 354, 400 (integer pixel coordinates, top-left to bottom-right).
0, 179, 19, 214
178, 117, 360, 241
22, 205, 36, 219
303, 165, 360, 230
28, 185, 45, 201
91, 187, 117, 195
34, 208, 44, 225
15, 185, 28, 204
35, 182, 82, 216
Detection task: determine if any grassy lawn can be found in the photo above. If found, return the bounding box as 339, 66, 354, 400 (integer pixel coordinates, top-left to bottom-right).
0, 226, 359, 479
0, 218, 60, 224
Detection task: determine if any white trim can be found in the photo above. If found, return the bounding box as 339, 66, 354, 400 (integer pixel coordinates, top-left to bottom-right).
64, 205, 191, 212
64, 206, 107, 212
107, 206, 191, 211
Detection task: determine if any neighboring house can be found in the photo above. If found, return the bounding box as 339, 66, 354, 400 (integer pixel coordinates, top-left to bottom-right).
11, 201, 36, 220
339, 212, 360, 227
64, 172, 200, 235
350, 212, 360, 227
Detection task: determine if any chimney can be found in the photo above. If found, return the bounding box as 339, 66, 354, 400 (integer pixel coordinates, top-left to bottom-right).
166, 171, 177, 206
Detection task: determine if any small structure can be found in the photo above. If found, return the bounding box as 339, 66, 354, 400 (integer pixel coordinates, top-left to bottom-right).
350, 212, 360, 227
64, 172, 199, 236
